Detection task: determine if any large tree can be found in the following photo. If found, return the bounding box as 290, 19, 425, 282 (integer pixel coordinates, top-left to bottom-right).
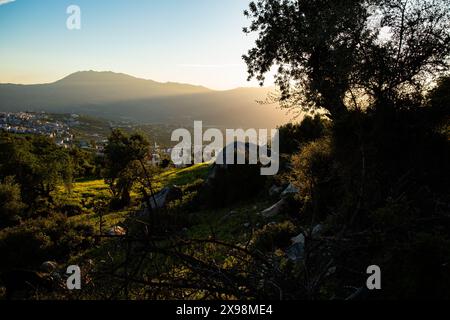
0, 133, 73, 205
103, 129, 151, 208
243, 0, 450, 118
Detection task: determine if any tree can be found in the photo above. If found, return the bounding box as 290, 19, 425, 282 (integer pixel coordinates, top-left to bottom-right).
428, 76, 450, 136
68, 147, 96, 178
278, 115, 329, 154
0, 133, 73, 205
243, 0, 450, 118
0, 177, 26, 228
103, 129, 151, 208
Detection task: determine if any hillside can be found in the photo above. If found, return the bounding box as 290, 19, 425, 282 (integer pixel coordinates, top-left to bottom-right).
0, 71, 292, 129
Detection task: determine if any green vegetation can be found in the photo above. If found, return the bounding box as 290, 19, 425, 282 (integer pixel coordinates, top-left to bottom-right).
154, 163, 210, 189
0, 0, 449, 301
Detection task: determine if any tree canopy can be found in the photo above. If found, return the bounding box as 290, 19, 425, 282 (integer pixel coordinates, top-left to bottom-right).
244, 0, 450, 118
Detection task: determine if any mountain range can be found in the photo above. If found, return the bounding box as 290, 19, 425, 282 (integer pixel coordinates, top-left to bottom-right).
0, 71, 292, 128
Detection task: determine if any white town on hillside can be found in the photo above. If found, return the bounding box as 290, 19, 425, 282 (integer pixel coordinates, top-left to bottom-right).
0, 111, 171, 166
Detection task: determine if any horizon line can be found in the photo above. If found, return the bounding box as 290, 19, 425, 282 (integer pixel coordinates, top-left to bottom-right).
0, 70, 276, 92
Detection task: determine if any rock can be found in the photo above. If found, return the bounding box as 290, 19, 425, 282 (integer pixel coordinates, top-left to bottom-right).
281, 183, 299, 198
108, 226, 126, 236
244, 223, 251, 228
40, 261, 58, 273
286, 243, 305, 262
286, 233, 306, 262
269, 185, 284, 198
260, 199, 287, 218
148, 186, 183, 210
291, 233, 306, 245
203, 142, 268, 206
312, 224, 324, 238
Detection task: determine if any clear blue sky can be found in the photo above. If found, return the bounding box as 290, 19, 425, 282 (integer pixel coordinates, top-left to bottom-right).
0, 0, 270, 89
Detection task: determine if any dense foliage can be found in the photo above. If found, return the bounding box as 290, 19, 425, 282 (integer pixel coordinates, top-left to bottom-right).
0, 0, 449, 301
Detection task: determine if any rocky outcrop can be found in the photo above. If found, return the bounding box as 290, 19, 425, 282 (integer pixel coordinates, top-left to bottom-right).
149, 186, 183, 210
260, 199, 288, 218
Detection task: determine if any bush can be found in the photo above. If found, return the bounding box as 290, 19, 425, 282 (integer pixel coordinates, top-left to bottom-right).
251, 221, 297, 252
278, 115, 329, 154
291, 138, 338, 222
0, 213, 94, 272
0, 177, 26, 228
58, 202, 84, 217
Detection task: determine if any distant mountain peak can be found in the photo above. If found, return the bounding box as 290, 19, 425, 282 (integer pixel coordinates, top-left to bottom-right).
0, 70, 289, 129
54, 71, 212, 92
56, 70, 145, 84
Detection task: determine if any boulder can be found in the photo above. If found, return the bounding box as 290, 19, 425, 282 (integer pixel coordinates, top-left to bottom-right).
202, 142, 267, 207
286, 233, 305, 262
281, 183, 299, 198
108, 226, 126, 236
260, 199, 287, 218
149, 186, 183, 210
40, 261, 58, 273
286, 243, 305, 262
291, 233, 305, 245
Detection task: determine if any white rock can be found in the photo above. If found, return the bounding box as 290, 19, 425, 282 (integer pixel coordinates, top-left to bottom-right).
108, 226, 126, 236
291, 233, 305, 245
281, 183, 299, 198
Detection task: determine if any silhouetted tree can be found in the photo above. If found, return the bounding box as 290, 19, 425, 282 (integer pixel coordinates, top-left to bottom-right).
243, 0, 450, 118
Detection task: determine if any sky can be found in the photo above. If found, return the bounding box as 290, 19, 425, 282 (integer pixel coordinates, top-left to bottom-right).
0, 0, 272, 90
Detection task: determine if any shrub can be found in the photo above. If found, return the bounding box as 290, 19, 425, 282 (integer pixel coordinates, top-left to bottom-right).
290, 138, 338, 222
0, 213, 94, 272
0, 177, 26, 228
59, 202, 84, 217
251, 221, 297, 253
278, 115, 329, 154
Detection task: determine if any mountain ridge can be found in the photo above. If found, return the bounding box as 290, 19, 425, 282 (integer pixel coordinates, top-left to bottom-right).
0, 71, 291, 128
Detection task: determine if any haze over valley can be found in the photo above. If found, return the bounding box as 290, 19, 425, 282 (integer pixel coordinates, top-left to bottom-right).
0, 71, 291, 129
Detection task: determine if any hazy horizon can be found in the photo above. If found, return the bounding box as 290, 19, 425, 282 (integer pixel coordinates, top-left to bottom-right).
0, 69, 276, 92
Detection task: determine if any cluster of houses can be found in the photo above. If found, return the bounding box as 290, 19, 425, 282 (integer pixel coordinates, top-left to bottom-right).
0, 112, 74, 147
0, 112, 173, 167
